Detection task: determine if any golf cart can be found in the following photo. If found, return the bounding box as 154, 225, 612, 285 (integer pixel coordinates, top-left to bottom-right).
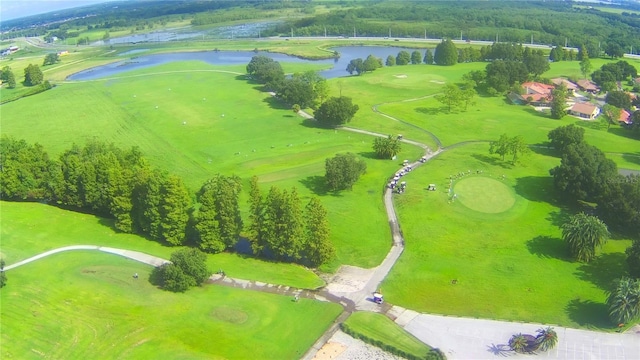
373, 292, 384, 304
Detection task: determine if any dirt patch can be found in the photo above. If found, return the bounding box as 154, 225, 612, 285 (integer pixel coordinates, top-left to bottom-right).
211, 306, 248, 324
394, 74, 407, 78
325, 265, 376, 294
429, 80, 445, 84
313, 341, 347, 360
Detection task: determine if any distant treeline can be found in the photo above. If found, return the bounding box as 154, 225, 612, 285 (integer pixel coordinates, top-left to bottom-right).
0, 137, 334, 267
265, 1, 640, 55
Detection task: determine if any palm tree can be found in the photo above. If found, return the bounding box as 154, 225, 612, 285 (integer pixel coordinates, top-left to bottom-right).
561, 213, 609, 262
508, 334, 528, 353
535, 327, 558, 352
606, 277, 640, 325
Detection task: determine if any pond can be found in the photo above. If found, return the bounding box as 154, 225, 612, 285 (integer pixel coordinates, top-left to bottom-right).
93, 22, 280, 46
67, 46, 433, 81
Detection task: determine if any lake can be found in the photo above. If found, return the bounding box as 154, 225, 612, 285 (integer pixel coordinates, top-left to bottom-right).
66, 46, 433, 81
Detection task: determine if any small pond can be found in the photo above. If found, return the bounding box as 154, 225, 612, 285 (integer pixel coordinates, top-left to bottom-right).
67, 46, 434, 81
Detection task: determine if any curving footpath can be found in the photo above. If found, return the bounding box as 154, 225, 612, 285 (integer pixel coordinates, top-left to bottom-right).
3, 245, 169, 271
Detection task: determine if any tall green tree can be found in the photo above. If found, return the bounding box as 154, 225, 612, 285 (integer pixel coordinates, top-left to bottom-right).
247, 176, 265, 256
550, 142, 618, 202
43, 53, 60, 66
170, 247, 209, 285
1, 66, 16, 88
158, 174, 191, 245
627, 240, 640, 279
424, 49, 434, 64
325, 152, 367, 191
385, 55, 395, 66
411, 50, 422, 65
435, 83, 463, 112
489, 134, 511, 161
460, 80, 477, 111
396, 51, 411, 65
606, 277, 640, 325
0, 136, 61, 201
561, 213, 609, 263
314, 96, 359, 128
246, 55, 284, 88
346, 58, 364, 75
547, 124, 585, 153
599, 174, 640, 237
524, 53, 550, 77
363, 55, 382, 72
579, 47, 592, 79
605, 91, 631, 110
23, 64, 43, 86
280, 187, 305, 260
508, 135, 530, 164
601, 104, 622, 131
434, 39, 458, 65
550, 84, 568, 119
373, 135, 402, 159
304, 197, 334, 267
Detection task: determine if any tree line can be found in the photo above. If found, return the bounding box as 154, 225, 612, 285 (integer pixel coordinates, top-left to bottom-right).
546, 124, 640, 324
246, 55, 360, 128
264, 1, 640, 55
0, 137, 335, 267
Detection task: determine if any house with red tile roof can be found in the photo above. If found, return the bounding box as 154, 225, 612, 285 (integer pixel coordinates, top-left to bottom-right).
618, 109, 632, 125
521, 82, 555, 105
570, 102, 600, 119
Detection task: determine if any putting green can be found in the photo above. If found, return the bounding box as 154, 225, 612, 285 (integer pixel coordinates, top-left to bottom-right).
454, 177, 515, 213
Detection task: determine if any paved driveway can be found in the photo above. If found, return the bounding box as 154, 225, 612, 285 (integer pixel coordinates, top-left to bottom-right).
398, 311, 640, 360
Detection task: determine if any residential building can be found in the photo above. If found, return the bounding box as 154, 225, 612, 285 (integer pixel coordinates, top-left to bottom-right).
570, 102, 600, 119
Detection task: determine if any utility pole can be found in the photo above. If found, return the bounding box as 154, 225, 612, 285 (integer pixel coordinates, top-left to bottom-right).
424, 29, 426, 39
353, 26, 356, 38
531, 34, 533, 45
389, 27, 391, 38
324, 26, 327, 38
291, 28, 293, 38
460, 30, 463, 41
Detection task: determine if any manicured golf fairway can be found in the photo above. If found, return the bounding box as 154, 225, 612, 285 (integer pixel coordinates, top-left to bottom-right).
383, 144, 633, 328
454, 176, 516, 214
0, 251, 342, 359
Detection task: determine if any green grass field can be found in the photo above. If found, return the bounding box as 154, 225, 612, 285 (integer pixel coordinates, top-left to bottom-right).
1, 60, 423, 271
344, 311, 431, 358
2, 40, 640, 342
0, 251, 342, 359
382, 144, 632, 329
0, 201, 324, 289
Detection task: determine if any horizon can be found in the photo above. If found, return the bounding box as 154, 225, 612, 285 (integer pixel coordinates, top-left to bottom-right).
1, 0, 111, 22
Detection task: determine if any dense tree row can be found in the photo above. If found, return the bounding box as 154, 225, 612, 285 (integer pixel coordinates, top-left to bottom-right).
265, 2, 640, 54
247, 177, 334, 267
0, 137, 336, 267
547, 126, 640, 325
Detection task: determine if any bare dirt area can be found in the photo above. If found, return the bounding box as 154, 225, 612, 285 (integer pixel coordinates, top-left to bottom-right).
312, 331, 401, 360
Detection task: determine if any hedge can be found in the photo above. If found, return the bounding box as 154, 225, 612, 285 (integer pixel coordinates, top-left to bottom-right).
340, 322, 446, 360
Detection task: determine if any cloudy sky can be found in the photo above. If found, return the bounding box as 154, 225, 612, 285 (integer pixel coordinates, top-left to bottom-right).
1, 0, 110, 21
